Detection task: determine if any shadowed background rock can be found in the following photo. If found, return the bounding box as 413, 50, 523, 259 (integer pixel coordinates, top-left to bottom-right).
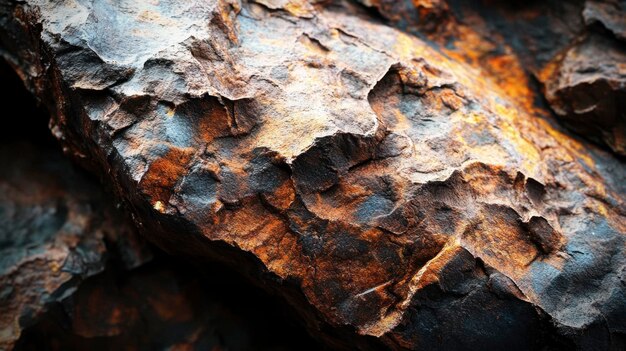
0, 61, 320, 351
0, 0, 624, 350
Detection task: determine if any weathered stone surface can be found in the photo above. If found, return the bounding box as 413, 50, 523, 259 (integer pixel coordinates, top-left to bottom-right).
0, 64, 321, 351
401, 0, 626, 156
584, 0, 626, 41
1, 0, 625, 350
0, 66, 152, 348
541, 33, 626, 156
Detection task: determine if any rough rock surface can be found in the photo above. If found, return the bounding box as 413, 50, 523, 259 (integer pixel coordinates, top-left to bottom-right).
363, 0, 626, 155
0, 136, 320, 351
1, 0, 625, 350
541, 32, 626, 157
0, 64, 153, 347
0, 63, 321, 351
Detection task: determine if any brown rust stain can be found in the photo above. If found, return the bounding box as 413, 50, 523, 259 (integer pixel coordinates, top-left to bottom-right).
139, 147, 195, 211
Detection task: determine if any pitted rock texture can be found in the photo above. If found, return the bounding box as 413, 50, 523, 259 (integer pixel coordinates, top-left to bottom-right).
1, 0, 625, 350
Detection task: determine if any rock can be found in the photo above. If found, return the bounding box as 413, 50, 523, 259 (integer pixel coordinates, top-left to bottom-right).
0, 62, 321, 351
0, 134, 152, 350
0, 63, 153, 349
1, 0, 625, 350
584, 0, 626, 41
357, 0, 453, 34
415, 0, 626, 156
13, 257, 322, 351
541, 33, 626, 156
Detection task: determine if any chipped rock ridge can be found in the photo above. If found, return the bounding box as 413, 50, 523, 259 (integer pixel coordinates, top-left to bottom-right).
1, 0, 625, 350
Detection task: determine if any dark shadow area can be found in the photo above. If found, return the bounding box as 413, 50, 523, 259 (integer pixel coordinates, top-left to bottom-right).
14, 255, 323, 351
0, 60, 56, 146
